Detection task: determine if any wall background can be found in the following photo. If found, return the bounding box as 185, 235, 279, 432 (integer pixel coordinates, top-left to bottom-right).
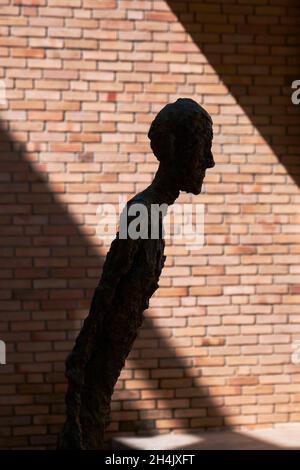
0, 0, 300, 449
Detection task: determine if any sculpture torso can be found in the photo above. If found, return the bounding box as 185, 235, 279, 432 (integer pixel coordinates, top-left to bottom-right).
101, 194, 166, 355
80, 196, 166, 448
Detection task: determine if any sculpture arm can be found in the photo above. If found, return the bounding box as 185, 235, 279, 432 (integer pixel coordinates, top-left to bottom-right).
93, 233, 140, 312
67, 206, 141, 372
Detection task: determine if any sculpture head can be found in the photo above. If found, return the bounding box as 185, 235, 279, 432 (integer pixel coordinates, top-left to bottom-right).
148, 98, 214, 195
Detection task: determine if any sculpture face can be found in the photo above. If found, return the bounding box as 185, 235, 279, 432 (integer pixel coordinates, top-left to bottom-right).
179, 122, 214, 195
148, 98, 215, 196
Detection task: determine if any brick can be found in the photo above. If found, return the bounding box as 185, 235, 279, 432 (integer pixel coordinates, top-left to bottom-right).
11, 27, 46, 37
156, 419, 189, 429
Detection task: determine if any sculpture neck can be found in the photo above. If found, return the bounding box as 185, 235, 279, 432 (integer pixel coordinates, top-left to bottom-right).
145, 163, 180, 206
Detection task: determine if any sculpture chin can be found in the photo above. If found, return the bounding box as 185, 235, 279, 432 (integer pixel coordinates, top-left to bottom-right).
191, 187, 202, 195
184, 170, 206, 194
181, 187, 202, 195
180, 183, 202, 196
181, 179, 204, 195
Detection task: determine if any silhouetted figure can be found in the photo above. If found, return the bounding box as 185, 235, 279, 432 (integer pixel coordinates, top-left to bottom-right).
58, 98, 215, 449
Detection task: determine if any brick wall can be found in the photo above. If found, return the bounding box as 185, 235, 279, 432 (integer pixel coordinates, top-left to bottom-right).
0, 0, 300, 449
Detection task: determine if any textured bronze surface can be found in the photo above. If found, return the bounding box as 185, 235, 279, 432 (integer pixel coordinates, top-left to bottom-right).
58, 98, 214, 449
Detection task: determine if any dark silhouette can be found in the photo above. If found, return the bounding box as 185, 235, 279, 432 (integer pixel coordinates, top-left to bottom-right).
58, 99, 215, 449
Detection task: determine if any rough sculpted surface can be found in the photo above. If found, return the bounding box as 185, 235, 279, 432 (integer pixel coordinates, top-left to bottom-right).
58, 98, 215, 449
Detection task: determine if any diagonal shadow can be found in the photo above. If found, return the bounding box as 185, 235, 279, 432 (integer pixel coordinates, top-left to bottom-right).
0, 120, 105, 448
0, 120, 228, 449
166, 0, 300, 186
110, 317, 227, 438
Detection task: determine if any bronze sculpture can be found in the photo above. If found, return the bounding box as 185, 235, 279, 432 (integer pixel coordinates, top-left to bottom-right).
58, 98, 215, 449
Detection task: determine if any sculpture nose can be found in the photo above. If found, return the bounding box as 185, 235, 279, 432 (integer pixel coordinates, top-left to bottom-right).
206, 150, 215, 168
